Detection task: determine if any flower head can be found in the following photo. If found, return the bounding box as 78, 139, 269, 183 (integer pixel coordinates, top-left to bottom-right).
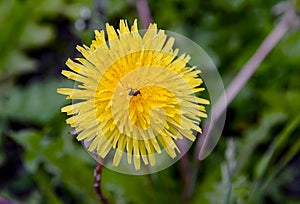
57, 19, 209, 171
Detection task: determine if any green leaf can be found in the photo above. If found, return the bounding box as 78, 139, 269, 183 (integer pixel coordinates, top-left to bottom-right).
260, 90, 300, 116
19, 22, 54, 49
0, 50, 37, 79
103, 169, 155, 203
35, 166, 64, 204
0, 79, 72, 124
255, 114, 300, 179
10, 128, 98, 203
235, 112, 287, 173
10, 130, 44, 172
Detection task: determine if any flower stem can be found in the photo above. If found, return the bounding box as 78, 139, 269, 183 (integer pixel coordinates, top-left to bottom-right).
195, 5, 300, 161
192, 4, 300, 200
136, 0, 153, 29
94, 160, 111, 204
179, 154, 193, 202
68, 130, 111, 203
178, 139, 193, 202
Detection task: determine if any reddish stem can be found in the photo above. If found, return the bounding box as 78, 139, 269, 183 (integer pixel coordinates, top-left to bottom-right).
94, 160, 111, 204
136, 0, 153, 29
192, 4, 300, 200
179, 153, 193, 202
195, 6, 300, 161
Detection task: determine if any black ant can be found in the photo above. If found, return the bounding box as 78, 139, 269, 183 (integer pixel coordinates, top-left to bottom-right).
128, 88, 141, 96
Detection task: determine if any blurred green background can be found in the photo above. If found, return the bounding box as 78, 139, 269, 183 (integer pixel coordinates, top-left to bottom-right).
0, 0, 300, 203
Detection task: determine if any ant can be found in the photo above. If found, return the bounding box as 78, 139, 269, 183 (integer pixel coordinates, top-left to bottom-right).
128, 88, 141, 96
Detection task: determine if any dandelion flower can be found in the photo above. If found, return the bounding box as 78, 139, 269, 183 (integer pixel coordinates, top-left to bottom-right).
57, 19, 209, 171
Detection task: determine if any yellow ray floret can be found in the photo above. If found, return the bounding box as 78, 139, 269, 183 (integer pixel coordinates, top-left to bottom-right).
57, 19, 209, 170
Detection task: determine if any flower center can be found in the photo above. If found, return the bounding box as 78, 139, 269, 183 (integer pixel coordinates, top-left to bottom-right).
94, 60, 186, 140
128, 85, 179, 130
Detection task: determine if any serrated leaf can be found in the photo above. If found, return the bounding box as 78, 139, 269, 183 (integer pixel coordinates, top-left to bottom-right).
0, 50, 36, 79
0, 79, 72, 124
19, 22, 54, 49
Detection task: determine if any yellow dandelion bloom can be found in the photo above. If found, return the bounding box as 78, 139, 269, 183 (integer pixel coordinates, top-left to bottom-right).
57, 19, 209, 171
